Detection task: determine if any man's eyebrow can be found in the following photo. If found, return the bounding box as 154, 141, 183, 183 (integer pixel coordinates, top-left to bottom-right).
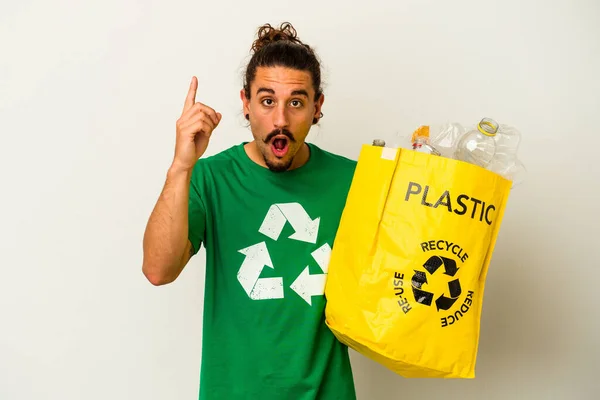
255, 88, 309, 97
291, 90, 309, 97
256, 87, 275, 95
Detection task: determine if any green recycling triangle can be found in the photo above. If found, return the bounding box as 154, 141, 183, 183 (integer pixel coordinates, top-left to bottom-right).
236, 202, 330, 305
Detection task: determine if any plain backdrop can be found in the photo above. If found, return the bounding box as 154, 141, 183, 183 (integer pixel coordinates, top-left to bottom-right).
1, 0, 599, 399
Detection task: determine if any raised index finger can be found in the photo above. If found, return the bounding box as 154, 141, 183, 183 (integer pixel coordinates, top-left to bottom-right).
183, 76, 198, 114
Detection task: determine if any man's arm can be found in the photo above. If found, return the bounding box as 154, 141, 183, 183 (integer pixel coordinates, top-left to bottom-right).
141, 76, 221, 286
142, 166, 194, 286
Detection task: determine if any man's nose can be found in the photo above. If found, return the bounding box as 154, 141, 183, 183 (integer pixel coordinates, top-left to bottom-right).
273, 105, 289, 129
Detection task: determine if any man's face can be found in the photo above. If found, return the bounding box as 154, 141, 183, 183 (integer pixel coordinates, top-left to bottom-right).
241, 66, 323, 172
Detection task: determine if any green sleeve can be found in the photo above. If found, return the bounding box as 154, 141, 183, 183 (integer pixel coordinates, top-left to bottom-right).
188, 165, 207, 256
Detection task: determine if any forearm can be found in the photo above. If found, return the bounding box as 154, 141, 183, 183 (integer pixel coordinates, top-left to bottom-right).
142, 164, 193, 285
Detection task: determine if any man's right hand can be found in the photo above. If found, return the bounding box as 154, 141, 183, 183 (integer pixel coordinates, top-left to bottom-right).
173, 76, 222, 171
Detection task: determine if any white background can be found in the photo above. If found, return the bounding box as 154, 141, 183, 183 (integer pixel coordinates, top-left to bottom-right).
1, 0, 599, 399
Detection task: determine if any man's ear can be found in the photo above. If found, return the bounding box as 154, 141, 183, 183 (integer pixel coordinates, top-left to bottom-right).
313, 93, 325, 124
240, 88, 250, 119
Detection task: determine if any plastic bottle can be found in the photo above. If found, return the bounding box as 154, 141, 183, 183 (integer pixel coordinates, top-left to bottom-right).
411, 125, 441, 156
412, 135, 441, 156
429, 122, 466, 158
486, 124, 522, 177
454, 117, 498, 168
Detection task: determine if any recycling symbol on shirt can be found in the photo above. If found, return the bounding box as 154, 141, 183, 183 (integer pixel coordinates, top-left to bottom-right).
236, 202, 331, 306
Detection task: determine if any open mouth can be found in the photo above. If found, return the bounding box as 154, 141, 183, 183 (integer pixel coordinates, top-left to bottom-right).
270, 136, 289, 158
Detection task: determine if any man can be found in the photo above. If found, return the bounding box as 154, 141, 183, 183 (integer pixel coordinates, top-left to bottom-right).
142, 22, 357, 399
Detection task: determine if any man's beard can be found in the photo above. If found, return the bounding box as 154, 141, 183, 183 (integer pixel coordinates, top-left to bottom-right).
262, 128, 296, 172
264, 156, 294, 172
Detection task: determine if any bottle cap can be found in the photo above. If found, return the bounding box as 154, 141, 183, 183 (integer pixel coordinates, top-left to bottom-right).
411, 125, 430, 143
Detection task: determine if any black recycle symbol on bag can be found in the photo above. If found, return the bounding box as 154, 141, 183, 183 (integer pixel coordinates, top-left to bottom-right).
411, 255, 461, 311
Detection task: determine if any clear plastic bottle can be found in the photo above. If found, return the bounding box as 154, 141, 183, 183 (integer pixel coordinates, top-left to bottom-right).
486, 124, 522, 176
410, 125, 441, 156
454, 117, 498, 168
412, 135, 441, 156
429, 122, 466, 158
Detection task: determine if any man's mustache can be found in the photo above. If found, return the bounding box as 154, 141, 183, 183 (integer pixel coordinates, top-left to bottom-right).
264, 129, 296, 143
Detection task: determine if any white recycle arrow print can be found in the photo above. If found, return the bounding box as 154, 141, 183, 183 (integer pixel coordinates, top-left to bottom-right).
258, 203, 320, 244
237, 242, 284, 300
290, 243, 332, 306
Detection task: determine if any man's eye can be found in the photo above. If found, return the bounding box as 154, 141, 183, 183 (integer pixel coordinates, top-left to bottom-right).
262, 99, 274, 106
291, 100, 302, 107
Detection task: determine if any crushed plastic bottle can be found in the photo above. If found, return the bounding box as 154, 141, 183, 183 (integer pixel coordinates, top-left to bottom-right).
499, 157, 527, 188
486, 124, 522, 177
429, 123, 466, 158
411, 126, 441, 156
413, 136, 441, 156
454, 117, 498, 168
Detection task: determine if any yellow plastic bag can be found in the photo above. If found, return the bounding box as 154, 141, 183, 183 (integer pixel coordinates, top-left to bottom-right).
325, 143, 512, 378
